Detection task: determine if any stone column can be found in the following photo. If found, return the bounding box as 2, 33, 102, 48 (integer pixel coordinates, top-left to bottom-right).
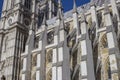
40, 24, 47, 80
80, 13, 96, 80
104, 5, 120, 80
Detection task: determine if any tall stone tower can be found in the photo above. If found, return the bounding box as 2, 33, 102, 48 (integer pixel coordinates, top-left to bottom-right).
0, 0, 58, 80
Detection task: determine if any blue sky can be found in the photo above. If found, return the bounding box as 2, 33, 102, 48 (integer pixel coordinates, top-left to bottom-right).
0, 0, 90, 16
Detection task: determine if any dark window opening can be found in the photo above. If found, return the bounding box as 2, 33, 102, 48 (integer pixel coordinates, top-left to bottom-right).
34, 36, 39, 49
24, 0, 31, 10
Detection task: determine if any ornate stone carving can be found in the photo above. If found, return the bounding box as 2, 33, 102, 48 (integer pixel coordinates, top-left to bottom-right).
64, 23, 70, 34
100, 34, 108, 48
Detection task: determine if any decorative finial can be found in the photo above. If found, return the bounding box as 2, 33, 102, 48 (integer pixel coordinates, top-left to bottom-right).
73, 0, 77, 13
57, 0, 63, 19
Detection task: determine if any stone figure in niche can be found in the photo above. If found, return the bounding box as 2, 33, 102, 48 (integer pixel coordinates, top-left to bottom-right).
64, 23, 70, 34
47, 31, 54, 44
67, 29, 76, 48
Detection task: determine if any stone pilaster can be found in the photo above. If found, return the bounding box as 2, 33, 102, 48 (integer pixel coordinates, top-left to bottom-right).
80, 13, 96, 80
40, 23, 47, 80
104, 5, 120, 80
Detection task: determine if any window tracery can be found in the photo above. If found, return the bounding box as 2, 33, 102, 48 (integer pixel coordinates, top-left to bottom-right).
100, 34, 108, 48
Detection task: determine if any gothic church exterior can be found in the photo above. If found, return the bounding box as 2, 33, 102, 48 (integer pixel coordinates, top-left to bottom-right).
0, 0, 120, 80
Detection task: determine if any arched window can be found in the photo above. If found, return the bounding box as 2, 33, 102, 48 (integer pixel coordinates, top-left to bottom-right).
24, 0, 31, 10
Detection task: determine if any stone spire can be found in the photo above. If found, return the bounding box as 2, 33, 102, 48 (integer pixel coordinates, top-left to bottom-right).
57, 0, 63, 19
42, 12, 47, 25
73, 0, 77, 13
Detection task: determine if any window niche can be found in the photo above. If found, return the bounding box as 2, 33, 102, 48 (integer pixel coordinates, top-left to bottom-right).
38, 11, 44, 28
47, 30, 54, 45
97, 11, 104, 28
34, 36, 39, 49
32, 54, 37, 67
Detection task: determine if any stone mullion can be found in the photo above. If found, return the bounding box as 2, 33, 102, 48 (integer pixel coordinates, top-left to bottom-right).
52, 32, 58, 80
36, 53, 41, 80
80, 14, 95, 80
52, 48, 57, 80
104, 6, 120, 80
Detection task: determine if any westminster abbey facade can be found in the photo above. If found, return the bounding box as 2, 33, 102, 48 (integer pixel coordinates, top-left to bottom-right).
0, 0, 120, 80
